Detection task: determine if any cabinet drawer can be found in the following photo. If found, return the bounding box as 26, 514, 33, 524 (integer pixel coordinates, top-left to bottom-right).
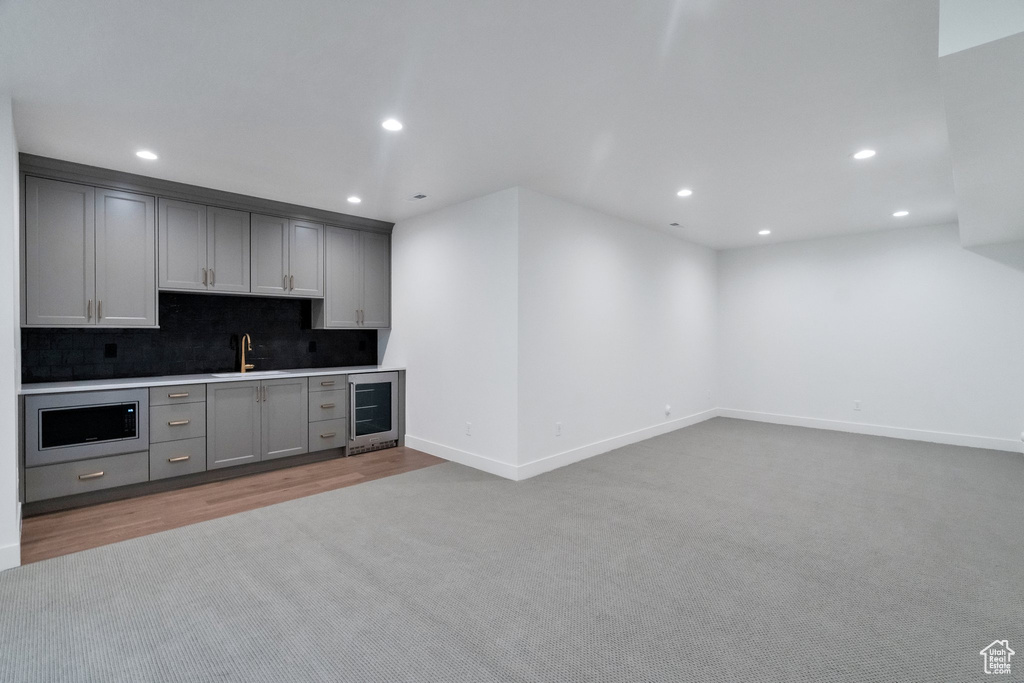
310, 374, 347, 392
308, 418, 348, 452
150, 384, 206, 406
25, 451, 149, 502
150, 403, 207, 442
150, 437, 207, 480
308, 389, 347, 422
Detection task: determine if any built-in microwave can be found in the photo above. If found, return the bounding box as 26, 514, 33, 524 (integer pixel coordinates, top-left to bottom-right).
24, 389, 149, 467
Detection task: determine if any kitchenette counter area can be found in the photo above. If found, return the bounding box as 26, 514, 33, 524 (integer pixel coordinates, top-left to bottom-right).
19, 365, 405, 394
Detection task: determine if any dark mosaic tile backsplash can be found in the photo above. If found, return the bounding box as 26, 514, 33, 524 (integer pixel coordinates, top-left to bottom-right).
22, 293, 377, 383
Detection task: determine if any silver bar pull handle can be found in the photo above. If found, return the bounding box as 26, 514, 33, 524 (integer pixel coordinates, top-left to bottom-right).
320, 380, 335, 387
284, 275, 288, 290
168, 392, 189, 399
320, 403, 335, 409
263, 386, 268, 402
210, 269, 215, 286
168, 419, 191, 426
97, 300, 102, 320
203, 268, 208, 286
87, 299, 92, 321
350, 383, 357, 441
168, 455, 190, 463
320, 432, 336, 439
256, 386, 260, 403
290, 274, 295, 290
78, 471, 104, 481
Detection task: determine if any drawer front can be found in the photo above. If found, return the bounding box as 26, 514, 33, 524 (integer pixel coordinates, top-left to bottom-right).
150, 437, 207, 480
308, 389, 347, 422
310, 374, 347, 392
150, 384, 207, 406
25, 451, 149, 502
308, 418, 348, 452
150, 403, 207, 443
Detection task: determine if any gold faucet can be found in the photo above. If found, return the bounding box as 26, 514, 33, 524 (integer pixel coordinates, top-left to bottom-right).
240, 333, 255, 373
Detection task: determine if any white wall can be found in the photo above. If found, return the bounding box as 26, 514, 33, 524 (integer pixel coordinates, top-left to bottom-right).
381, 188, 520, 477
718, 224, 1024, 451
516, 189, 718, 476
0, 93, 21, 570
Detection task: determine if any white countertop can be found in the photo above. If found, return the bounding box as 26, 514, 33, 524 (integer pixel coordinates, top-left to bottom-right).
19, 365, 405, 395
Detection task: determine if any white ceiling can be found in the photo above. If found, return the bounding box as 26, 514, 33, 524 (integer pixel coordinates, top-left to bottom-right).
0, 0, 959, 248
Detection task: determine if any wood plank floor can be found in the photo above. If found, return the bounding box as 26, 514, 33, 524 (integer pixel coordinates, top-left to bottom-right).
20, 446, 444, 565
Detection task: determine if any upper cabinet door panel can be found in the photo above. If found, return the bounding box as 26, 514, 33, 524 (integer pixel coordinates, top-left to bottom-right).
24, 177, 95, 326
208, 207, 250, 293
360, 232, 390, 328
250, 214, 289, 295
94, 189, 156, 327
158, 199, 207, 291
322, 226, 360, 327
288, 220, 323, 297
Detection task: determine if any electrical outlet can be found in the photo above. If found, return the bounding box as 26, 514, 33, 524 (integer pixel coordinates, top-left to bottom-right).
465, 422, 472, 436
555, 422, 562, 436
853, 400, 862, 411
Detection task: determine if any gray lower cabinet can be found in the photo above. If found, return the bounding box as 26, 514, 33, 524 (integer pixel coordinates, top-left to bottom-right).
309, 418, 348, 452
261, 377, 309, 460
24, 177, 157, 328
312, 226, 389, 329
150, 438, 206, 480
207, 380, 263, 469
24, 451, 149, 503
207, 377, 309, 468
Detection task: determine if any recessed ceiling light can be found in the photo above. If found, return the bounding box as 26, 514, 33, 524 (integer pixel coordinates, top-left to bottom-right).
676, 188, 693, 197
892, 210, 909, 217
136, 150, 158, 160
852, 149, 876, 160
347, 196, 362, 204
381, 118, 403, 131
669, 222, 680, 227
758, 229, 771, 236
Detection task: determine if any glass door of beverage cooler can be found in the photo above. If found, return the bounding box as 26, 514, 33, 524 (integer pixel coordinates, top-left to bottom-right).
348, 371, 399, 449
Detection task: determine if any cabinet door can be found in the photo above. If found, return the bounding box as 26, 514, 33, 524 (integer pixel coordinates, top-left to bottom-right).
208, 207, 250, 293
207, 381, 262, 469
158, 199, 207, 291
95, 189, 157, 327
250, 214, 289, 295
288, 220, 323, 297
24, 177, 95, 326
261, 377, 309, 460
320, 226, 360, 327
360, 232, 390, 328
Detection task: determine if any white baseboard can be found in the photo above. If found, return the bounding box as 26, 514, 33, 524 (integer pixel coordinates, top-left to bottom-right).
516, 409, 720, 480
0, 541, 20, 572
404, 435, 519, 480
718, 408, 1022, 453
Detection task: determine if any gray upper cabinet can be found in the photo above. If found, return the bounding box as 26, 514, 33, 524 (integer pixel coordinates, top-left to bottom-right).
24, 178, 95, 326
361, 232, 391, 327
24, 177, 156, 328
251, 214, 323, 297
95, 189, 157, 326
313, 226, 390, 329
207, 380, 262, 469
158, 199, 206, 291
208, 207, 251, 293
289, 220, 324, 297
261, 377, 309, 460
159, 199, 250, 293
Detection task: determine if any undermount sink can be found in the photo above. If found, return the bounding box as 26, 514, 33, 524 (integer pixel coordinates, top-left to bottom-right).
211, 370, 288, 378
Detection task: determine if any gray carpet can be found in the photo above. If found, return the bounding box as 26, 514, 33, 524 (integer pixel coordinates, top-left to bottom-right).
1, 417, 1022, 682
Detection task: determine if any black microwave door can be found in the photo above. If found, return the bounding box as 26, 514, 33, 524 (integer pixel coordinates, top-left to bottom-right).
40, 403, 137, 449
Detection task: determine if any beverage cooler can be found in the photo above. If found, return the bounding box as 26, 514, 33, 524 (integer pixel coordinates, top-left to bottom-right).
348, 371, 399, 453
